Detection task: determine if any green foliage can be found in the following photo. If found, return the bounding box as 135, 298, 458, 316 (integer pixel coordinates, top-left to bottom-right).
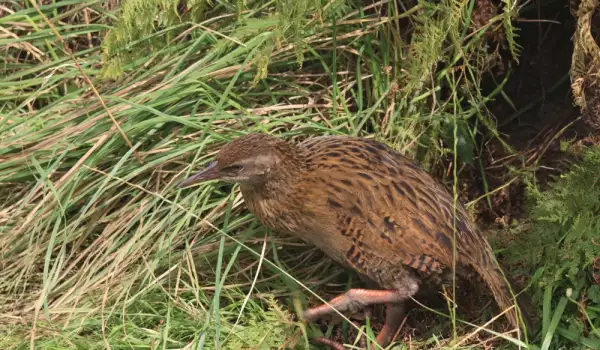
101, 0, 349, 80
102, 0, 207, 79
501, 0, 522, 62
222, 296, 298, 349
0, 290, 297, 349
503, 146, 600, 349
524, 147, 600, 286
393, 0, 522, 167
98, 0, 525, 168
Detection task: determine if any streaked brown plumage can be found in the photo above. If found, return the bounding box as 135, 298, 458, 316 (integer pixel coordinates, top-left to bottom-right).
178, 133, 534, 349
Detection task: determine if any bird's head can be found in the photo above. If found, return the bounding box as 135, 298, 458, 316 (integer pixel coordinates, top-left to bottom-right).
178, 133, 299, 188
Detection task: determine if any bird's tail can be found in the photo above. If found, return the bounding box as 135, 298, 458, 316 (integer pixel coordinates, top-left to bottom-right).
471, 258, 537, 338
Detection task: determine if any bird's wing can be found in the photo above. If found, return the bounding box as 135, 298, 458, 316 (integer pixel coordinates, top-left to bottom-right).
301, 136, 483, 278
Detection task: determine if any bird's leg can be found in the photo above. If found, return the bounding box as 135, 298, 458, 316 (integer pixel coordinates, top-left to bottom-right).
303, 285, 416, 349
372, 303, 405, 348
309, 303, 406, 350
303, 288, 414, 322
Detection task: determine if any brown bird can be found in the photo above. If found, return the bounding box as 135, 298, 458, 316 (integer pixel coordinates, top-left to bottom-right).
178, 133, 534, 349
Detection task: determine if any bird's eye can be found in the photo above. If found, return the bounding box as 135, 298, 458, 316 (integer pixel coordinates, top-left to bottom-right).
221, 165, 243, 173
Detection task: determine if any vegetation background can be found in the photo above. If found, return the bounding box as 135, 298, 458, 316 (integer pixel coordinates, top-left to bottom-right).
1, 0, 599, 349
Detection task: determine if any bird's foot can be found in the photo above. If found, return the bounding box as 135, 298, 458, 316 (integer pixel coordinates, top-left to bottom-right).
302, 289, 412, 349
302, 301, 365, 323
303, 288, 408, 322
310, 336, 347, 350
311, 334, 377, 350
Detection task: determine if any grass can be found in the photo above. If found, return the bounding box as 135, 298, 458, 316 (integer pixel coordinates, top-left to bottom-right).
497, 145, 600, 350
0, 0, 598, 349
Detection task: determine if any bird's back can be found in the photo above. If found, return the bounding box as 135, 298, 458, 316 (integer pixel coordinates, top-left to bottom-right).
294, 135, 495, 287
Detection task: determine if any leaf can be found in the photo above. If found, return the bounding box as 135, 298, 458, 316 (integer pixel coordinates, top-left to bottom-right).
442, 118, 474, 165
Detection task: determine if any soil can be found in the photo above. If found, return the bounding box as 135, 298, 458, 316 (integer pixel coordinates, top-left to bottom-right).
471, 0, 592, 226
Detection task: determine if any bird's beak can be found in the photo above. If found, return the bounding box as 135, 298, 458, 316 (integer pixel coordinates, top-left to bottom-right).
177, 161, 219, 188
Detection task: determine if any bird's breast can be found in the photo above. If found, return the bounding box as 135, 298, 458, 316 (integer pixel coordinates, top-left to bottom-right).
241, 186, 351, 264
241, 188, 302, 233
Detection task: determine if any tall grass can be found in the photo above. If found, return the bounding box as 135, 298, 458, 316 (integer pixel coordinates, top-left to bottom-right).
0, 0, 573, 349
